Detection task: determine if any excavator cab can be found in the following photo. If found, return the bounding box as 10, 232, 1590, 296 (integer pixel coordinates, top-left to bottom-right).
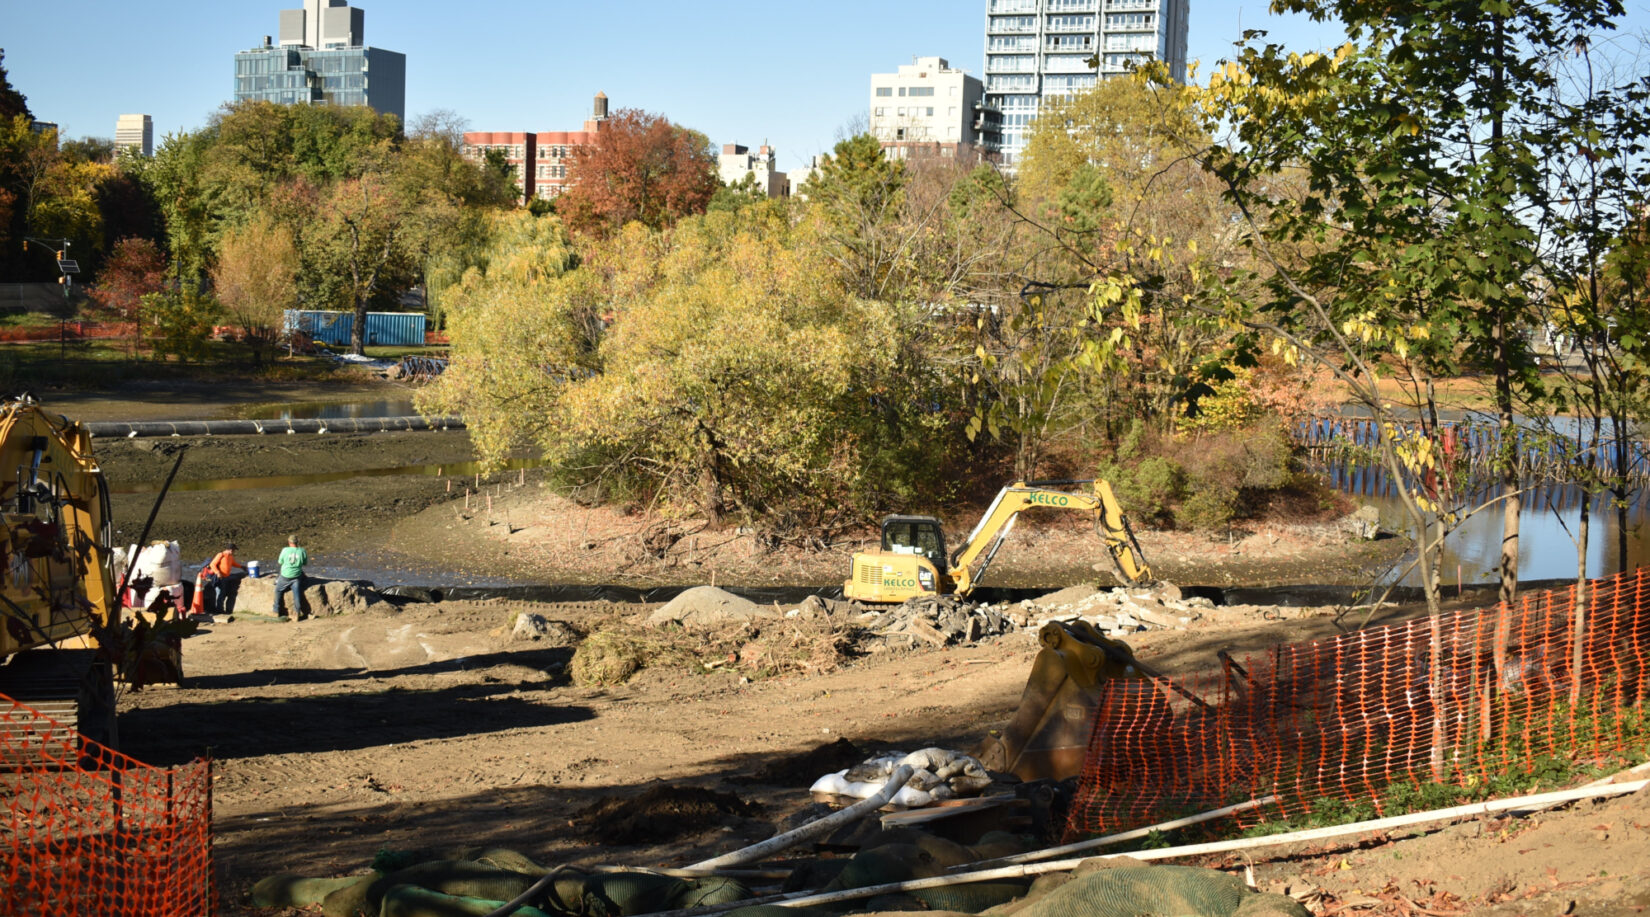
844, 514, 951, 603
880, 515, 948, 566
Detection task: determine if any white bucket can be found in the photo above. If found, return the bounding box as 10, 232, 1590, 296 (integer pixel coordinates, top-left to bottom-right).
247, 560, 261, 578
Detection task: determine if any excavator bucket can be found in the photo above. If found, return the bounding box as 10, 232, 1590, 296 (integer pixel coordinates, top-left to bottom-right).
976, 619, 1144, 782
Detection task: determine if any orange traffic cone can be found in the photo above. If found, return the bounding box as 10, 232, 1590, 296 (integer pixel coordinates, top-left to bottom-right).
190, 572, 206, 615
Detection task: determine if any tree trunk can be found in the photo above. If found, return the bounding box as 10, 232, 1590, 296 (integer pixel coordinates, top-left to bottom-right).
1495, 320, 1521, 606
1490, 11, 1521, 607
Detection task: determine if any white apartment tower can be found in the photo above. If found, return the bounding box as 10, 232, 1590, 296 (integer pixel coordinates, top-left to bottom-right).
115, 114, 153, 157
983, 0, 1189, 167
869, 57, 995, 160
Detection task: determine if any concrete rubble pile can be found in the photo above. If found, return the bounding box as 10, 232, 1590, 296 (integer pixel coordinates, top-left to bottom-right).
856, 596, 1016, 648
1017, 583, 1211, 638
858, 582, 1207, 649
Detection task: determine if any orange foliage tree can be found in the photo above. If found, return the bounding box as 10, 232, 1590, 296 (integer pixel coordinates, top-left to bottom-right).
556, 109, 717, 238
87, 236, 164, 324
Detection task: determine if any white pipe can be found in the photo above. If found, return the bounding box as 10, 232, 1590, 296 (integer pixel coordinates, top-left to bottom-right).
687, 765, 916, 870
758, 779, 1648, 911
956, 795, 1279, 871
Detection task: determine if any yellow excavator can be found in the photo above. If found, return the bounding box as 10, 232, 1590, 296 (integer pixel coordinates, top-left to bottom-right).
0, 398, 185, 757
844, 479, 1168, 783
843, 479, 1152, 604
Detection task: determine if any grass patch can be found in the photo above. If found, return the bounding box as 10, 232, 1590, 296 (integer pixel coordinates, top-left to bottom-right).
0, 339, 360, 390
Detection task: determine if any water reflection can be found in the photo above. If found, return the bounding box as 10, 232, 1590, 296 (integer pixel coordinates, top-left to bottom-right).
1320, 460, 1650, 586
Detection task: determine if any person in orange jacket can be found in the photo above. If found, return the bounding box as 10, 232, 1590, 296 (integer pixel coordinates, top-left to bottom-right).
202, 542, 246, 616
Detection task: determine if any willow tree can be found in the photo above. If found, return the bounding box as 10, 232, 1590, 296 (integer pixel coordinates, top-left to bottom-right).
427, 202, 958, 533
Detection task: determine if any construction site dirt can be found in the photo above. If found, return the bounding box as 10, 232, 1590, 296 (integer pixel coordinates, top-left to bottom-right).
55, 381, 1650, 917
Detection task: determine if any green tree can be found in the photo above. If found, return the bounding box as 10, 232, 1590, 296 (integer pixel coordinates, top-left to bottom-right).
140, 283, 219, 363
0, 53, 31, 280
0, 50, 29, 123
1187, 0, 1650, 609
799, 133, 907, 299
708, 173, 767, 213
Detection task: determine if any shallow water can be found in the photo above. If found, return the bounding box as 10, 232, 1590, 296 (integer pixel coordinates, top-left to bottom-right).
109, 456, 546, 494
1322, 461, 1650, 586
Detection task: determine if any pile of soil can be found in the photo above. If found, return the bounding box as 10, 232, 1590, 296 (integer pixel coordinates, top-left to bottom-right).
577, 786, 762, 845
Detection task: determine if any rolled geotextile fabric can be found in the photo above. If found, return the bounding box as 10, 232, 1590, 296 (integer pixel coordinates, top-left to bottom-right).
380, 884, 558, 917
322, 871, 383, 917
675, 876, 754, 909
249, 874, 366, 908
822, 838, 1030, 914
366, 861, 539, 914
461, 848, 548, 876
996, 866, 1308, 917
550, 870, 751, 917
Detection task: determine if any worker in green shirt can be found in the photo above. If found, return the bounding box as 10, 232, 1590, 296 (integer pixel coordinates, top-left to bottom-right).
272, 534, 309, 621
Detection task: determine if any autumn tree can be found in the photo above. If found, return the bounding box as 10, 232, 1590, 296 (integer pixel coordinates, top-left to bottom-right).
87, 236, 166, 352
429, 204, 962, 532
556, 109, 718, 237
212, 211, 299, 361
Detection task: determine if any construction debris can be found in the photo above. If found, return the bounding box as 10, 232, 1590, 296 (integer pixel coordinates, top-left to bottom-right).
1016, 583, 1209, 637
810, 748, 995, 807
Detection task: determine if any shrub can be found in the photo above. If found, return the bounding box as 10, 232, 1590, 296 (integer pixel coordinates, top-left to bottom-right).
1097, 418, 1299, 533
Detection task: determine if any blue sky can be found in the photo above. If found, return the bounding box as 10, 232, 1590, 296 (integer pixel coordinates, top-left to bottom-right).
5, 1, 1648, 172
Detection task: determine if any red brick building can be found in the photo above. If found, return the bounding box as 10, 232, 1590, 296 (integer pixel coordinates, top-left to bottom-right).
463, 92, 611, 202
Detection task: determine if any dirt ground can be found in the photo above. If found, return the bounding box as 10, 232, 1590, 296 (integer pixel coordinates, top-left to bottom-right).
31, 379, 1650, 916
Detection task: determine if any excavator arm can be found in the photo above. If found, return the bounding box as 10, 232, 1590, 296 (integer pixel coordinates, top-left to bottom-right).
948, 479, 1151, 596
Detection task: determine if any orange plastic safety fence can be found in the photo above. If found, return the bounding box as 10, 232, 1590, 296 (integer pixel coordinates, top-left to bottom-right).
1066, 568, 1650, 840
1, 693, 214, 916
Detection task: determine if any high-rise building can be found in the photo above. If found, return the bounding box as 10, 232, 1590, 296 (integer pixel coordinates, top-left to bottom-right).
233, 0, 406, 123
869, 57, 998, 161
464, 93, 612, 202
982, 0, 1189, 167
115, 114, 153, 157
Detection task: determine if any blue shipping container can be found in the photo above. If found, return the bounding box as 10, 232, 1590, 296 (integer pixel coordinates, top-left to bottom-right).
283, 311, 426, 347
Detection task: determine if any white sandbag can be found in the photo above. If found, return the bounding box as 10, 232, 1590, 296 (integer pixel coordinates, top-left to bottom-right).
132, 541, 183, 587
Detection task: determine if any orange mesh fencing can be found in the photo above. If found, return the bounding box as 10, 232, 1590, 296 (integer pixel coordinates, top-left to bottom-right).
1, 693, 214, 916
1066, 568, 1650, 839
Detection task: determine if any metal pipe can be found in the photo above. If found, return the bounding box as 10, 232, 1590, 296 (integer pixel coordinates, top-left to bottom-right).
85, 416, 464, 439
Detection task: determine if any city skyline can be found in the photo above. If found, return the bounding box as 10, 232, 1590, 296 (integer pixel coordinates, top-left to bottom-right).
7, 0, 1649, 173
